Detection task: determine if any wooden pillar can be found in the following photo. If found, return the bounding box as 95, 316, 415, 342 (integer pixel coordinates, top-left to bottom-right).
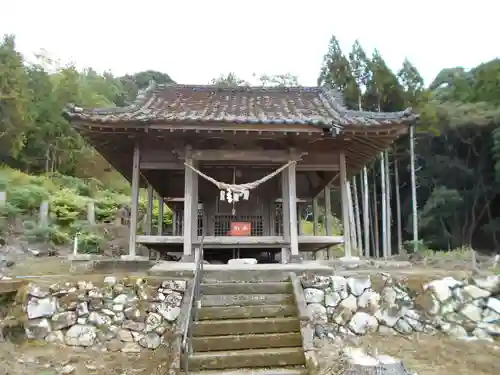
127, 144, 140, 258
172, 209, 177, 236
339, 152, 351, 257
346, 181, 357, 252
146, 185, 154, 235
353, 177, 362, 255
384, 150, 392, 257
380, 152, 388, 259
157, 197, 164, 235
191, 162, 199, 241
362, 166, 370, 257
312, 198, 319, 236
182, 149, 195, 262
281, 171, 291, 264
409, 125, 419, 252
287, 161, 300, 262
394, 158, 403, 253
324, 186, 333, 259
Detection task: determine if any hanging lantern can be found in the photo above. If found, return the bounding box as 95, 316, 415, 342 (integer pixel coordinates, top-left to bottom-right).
220, 190, 226, 201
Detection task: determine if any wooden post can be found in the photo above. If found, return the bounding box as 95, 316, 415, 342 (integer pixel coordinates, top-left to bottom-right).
372, 169, 380, 257
287, 161, 300, 262
182, 149, 195, 262
39, 201, 49, 228
380, 152, 388, 258
362, 167, 370, 257
394, 158, 402, 253
157, 197, 164, 235
0, 191, 5, 207
87, 201, 96, 225
353, 177, 362, 256
191, 162, 199, 242
281, 170, 291, 264
312, 198, 319, 236
346, 181, 357, 252
146, 185, 154, 235
409, 125, 419, 252
384, 150, 392, 257
312, 197, 325, 260
339, 152, 351, 257
324, 186, 333, 259
172, 209, 177, 236
297, 204, 303, 235
128, 144, 140, 258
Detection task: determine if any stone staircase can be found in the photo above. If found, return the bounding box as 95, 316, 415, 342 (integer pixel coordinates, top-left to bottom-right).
184, 278, 307, 374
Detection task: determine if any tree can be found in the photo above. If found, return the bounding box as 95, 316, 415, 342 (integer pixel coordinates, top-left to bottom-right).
211, 73, 249, 87
347, 40, 370, 110
397, 58, 425, 107
256, 73, 300, 87
0, 34, 32, 156
318, 36, 353, 97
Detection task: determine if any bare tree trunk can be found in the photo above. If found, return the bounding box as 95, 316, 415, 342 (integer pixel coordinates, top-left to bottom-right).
394, 156, 403, 253
409, 125, 419, 252
384, 150, 392, 257
353, 177, 362, 257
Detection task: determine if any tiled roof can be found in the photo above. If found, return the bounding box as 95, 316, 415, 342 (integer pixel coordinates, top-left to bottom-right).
64, 82, 418, 128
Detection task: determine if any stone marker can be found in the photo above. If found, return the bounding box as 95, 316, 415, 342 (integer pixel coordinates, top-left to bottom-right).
343, 347, 416, 375
227, 258, 258, 265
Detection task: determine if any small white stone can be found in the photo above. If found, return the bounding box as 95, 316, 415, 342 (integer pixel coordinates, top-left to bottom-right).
304, 288, 325, 304
348, 312, 378, 334
346, 277, 371, 297
306, 303, 328, 323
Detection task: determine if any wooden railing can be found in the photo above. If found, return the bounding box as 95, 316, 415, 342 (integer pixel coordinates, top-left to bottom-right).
181, 236, 204, 374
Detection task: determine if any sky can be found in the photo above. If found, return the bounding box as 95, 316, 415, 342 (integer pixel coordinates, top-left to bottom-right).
1, 0, 498, 87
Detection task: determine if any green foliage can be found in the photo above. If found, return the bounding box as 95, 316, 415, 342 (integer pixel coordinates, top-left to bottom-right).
0, 166, 134, 253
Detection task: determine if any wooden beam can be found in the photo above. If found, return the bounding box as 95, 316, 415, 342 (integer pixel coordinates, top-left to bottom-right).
140, 161, 184, 170
310, 171, 339, 199
188, 149, 306, 162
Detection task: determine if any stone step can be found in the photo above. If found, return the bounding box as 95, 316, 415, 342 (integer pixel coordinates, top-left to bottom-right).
193, 317, 300, 336
189, 367, 308, 375
201, 282, 292, 295
202, 271, 292, 283
201, 294, 293, 307
188, 347, 305, 371
198, 304, 297, 320
192, 332, 302, 352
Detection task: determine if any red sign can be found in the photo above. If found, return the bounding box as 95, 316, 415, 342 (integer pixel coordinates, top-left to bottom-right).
230, 222, 251, 236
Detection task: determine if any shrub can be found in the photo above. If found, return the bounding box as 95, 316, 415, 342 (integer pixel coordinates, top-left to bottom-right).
77, 231, 105, 254
49, 189, 88, 226
23, 220, 70, 245
6, 184, 48, 215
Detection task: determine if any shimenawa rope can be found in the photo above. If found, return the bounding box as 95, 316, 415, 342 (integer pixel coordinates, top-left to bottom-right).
184, 161, 296, 194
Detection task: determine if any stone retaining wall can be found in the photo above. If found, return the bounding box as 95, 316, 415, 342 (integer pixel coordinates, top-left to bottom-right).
302, 273, 500, 341
21, 276, 186, 352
